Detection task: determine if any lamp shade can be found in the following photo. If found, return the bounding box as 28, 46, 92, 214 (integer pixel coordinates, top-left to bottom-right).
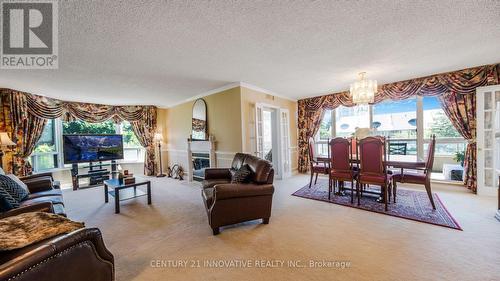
154, 132, 163, 142
0, 132, 15, 147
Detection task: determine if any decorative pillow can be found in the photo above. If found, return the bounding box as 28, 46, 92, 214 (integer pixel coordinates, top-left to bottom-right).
0, 175, 29, 202
0, 189, 19, 212
230, 164, 252, 184
6, 174, 29, 193
0, 212, 84, 250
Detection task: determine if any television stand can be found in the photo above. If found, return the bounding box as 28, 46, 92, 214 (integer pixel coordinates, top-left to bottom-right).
72, 160, 118, 190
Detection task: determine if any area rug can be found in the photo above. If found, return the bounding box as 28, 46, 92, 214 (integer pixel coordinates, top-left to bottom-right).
292, 180, 462, 230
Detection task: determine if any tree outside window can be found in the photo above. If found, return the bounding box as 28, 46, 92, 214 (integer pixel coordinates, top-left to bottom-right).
62, 120, 116, 134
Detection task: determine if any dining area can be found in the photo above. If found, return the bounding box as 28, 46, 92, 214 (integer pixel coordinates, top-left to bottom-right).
307, 134, 437, 211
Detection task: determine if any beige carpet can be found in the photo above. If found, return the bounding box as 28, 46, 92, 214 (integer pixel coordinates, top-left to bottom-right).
63, 175, 500, 281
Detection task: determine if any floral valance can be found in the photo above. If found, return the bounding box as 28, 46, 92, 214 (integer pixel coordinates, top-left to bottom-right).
299, 63, 500, 113
2, 89, 157, 129
0, 89, 158, 176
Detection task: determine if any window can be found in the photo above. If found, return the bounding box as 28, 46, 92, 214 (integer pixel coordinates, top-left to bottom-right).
63, 120, 116, 134
335, 105, 370, 137
120, 121, 144, 162
373, 98, 417, 157
30, 119, 145, 173
315, 110, 333, 155
318, 110, 333, 140
314, 96, 466, 181
31, 119, 59, 171
423, 96, 465, 156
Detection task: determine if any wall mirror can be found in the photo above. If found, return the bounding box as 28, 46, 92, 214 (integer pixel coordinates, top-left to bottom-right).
192, 98, 207, 140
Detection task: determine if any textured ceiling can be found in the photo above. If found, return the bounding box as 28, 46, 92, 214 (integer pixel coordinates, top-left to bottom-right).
1, 0, 499, 107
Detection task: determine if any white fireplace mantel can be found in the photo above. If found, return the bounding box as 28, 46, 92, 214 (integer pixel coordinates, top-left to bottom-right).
187, 136, 216, 182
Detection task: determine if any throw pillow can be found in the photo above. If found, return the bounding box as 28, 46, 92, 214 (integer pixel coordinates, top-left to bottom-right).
0, 174, 29, 202
231, 164, 252, 184
0, 187, 19, 211
6, 174, 29, 193
0, 212, 84, 250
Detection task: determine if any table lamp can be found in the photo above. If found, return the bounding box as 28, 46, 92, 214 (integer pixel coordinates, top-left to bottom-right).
154, 132, 166, 177
0, 132, 16, 170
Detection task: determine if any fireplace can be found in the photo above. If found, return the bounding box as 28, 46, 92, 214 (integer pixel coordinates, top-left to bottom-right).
187, 136, 216, 182
192, 153, 210, 181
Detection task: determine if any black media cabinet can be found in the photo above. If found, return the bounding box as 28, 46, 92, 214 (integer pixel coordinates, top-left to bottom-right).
71, 160, 118, 190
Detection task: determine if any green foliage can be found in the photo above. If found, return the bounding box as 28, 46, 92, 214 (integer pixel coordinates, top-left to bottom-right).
428, 112, 461, 138
34, 143, 55, 153
63, 120, 116, 134
318, 117, 332, 139
454, 151, 465, 166
122, 122, 141, 147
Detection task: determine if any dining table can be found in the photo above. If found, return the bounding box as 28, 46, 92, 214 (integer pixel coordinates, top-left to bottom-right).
315, 155, 426, 201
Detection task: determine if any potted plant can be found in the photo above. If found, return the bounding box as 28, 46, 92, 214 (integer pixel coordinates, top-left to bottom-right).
454, 151, 465, 167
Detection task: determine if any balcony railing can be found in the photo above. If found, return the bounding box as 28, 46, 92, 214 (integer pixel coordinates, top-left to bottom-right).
314, 137, 466, 158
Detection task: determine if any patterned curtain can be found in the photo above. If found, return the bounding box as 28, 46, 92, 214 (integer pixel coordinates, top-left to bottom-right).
297, 63, 500, 190
0, 89, 158, 176
439, 92, 477, 192
130, 108, 157, 176
13, 113, 47, 175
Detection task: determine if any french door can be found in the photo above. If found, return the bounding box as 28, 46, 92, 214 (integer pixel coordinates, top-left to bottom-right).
280, 108, 292, 178
476, 85, 500, 196
255, 104, 265, 159
254, 104, 292, 179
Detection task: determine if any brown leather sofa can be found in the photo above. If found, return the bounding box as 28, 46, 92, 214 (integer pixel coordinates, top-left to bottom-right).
201, 153, 275, 235
0, 172, 66, 218
0, 225, 114, 281
0, 189, 114, 281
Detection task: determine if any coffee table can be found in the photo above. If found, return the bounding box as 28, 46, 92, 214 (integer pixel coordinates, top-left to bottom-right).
104, 178, 151, 214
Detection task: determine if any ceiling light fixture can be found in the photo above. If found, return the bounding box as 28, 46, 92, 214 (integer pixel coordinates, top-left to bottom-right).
350, 72, 377, 104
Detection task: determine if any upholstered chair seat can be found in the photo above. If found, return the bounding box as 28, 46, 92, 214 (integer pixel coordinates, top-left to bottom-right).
391, 170, 425, 183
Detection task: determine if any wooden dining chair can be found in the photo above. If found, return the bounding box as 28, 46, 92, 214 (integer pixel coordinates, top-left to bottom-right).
356, 136, 392, 211
392, 135, 436, 209
308, 137, 330, 188
328, 138, 357, 202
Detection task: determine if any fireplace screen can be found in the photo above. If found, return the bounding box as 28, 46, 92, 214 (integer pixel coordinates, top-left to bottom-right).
192, 153, 210, 181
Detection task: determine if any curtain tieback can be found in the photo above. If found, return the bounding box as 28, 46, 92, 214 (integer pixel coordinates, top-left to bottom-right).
466, 139, 476, 145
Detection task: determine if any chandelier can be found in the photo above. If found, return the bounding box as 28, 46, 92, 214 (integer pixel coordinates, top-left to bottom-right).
350, 72, 377, 104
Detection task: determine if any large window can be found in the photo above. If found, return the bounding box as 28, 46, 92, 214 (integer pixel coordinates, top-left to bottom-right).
120, 121, 144, 162
373, 98, 417, 156
31, 119, 59, 171
314, 96, 466, 179
30, 119, 145, 172
63, 120, 116, 134
335, 105, 370, 137
423, 96, 465, 156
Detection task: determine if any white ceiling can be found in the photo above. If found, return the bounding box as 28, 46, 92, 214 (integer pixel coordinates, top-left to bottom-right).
1, 0, 499, 107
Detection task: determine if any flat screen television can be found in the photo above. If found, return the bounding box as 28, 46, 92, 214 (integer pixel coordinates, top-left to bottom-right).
63, 134, 124, 164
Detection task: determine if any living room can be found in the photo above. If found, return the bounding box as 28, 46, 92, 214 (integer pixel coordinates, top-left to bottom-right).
0, 1, 499, 281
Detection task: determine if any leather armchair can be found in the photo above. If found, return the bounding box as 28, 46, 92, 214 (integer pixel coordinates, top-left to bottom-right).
201, 153, 275, 235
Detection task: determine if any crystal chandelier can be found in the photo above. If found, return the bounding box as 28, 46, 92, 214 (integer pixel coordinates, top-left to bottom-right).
350, 72, 377, 104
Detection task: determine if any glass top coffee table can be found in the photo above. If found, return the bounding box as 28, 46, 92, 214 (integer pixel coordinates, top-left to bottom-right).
104, 178, 151, 214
